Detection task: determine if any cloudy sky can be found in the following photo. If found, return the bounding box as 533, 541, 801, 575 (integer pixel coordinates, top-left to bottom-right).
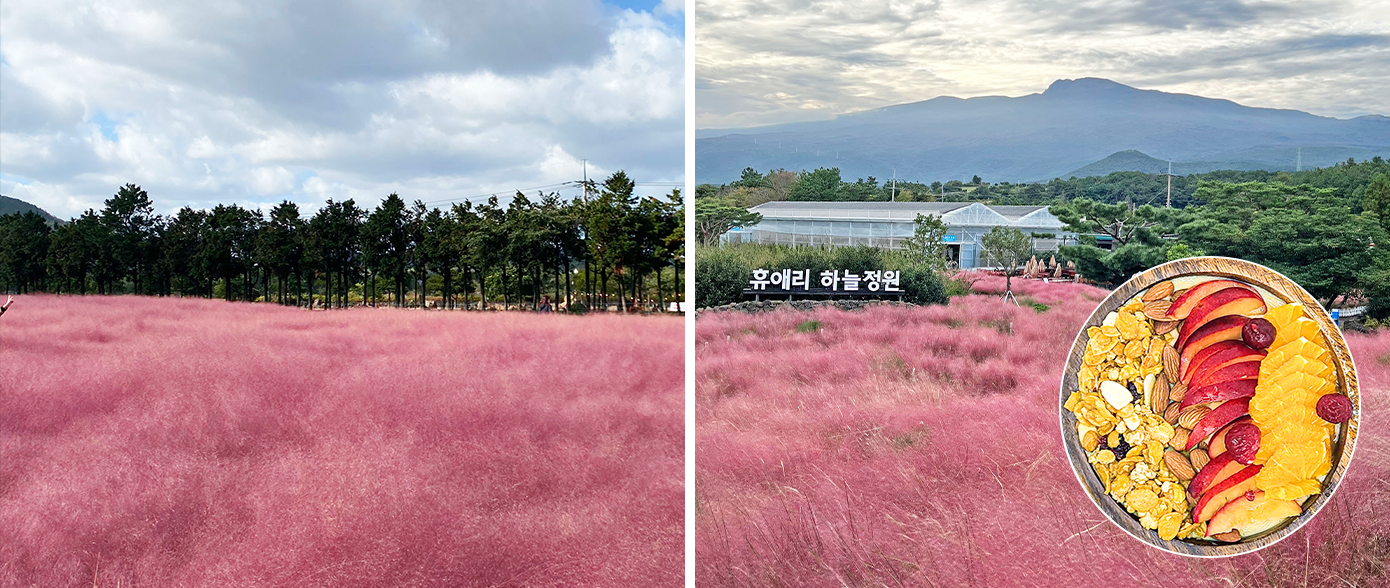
1, 0, 684, 218
697, 0, 1390, 129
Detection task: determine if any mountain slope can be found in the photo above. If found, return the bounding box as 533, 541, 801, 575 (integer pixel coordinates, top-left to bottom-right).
0, 195, 63, 224
696, 78, 1390, 184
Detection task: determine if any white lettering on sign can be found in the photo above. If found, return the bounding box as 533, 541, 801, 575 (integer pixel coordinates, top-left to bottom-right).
751, 269, 902, 292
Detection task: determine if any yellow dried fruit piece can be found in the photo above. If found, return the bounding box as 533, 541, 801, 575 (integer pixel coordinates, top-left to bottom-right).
1180, 522, 1206, 539
1082, 430, 1099, 452
1157, 512, 1184, 541
1127, 488, 1160, 512
1116, 311, 1149, 340
1146, 440, 1164, 465
1095, 463, 1112, 488
1094, 449, 1116, 464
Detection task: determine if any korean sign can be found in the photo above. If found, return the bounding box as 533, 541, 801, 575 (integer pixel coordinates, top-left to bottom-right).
745, 269, 902, 296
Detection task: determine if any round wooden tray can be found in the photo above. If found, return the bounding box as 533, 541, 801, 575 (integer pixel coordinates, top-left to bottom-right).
1058, 257, 1361, 556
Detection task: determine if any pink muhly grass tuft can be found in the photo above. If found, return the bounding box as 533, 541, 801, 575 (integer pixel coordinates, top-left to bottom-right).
697, 286, 1390, 587
1, 294, 683, 587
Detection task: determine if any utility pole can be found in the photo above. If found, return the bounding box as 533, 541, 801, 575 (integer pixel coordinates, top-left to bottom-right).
891, 168, 897, 202
582, 159, 588, 202
1166, 160, 1172, 208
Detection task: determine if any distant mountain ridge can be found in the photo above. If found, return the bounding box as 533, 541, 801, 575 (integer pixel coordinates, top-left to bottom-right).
0, 195, 63, 224
696, 78, 1390, 184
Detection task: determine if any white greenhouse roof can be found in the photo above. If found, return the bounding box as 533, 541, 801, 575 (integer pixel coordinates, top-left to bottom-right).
747, 201, 1065, 230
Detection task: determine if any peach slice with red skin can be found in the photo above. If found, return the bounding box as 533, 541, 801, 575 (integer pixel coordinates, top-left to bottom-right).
1207, 415, 1253, 459
1206, 490, 1300, 536
1178, 316, 1252, 376
1182, 379, 1258, 411
1193, 464, 1262, 523
1184, 397, 1251, 452
1187, 360, 1261, 391
1177, 289, 1268, 350
1166, 279, 1249, 321
1183, 341, 1266, 385
1189, 452, 1244, 499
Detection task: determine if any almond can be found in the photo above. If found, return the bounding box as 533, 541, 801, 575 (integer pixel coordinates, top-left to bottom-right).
1178, 405, 1212, 430
1150, 373, 1169, 415
1143, 300, 1173, 321
1164, 402, 1182, 425
1169, 381, 1188, 403
1162, 346, 1181, 382
1190, 449, 1210, 472
1172, 287, 1190, 299
1154, 319, 1179, 334
1210, 530, 1241, 543
1171, 427, 1190, 450
1164, 449, 1196, 480
1143, 281, 1175, 302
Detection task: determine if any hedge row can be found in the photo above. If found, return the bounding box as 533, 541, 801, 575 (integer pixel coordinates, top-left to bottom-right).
694, 244, 948, 308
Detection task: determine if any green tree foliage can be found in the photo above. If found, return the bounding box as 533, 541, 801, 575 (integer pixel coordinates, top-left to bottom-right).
694, 248, 747, 308
788, 167, 843, 201
1363, 173, 1390, 233
1179, 181, 1380, 304
0, 173, 681, 312
694, 198, 762, 246
259, 202, 304, 304
979, 226, 1033, 296
361, 193, 411, 306
734, 167, 766, 188
1050, 199, 1187, 247
102, 184, 160, 295
0, 212, 51, 293
1164, 242, 1204, 262
1061, 242, 1167, 288
900, 213, 949, 271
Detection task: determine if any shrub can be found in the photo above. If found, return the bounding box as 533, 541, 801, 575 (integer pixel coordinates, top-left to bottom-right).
944, 273, 974, 297
695, 250, 748, 308
831, 246, 883, 274
898, 266, 948, 306
777, 246, 834, 276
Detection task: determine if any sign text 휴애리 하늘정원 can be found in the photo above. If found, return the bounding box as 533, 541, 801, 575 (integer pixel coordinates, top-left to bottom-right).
744, 269, 903, 298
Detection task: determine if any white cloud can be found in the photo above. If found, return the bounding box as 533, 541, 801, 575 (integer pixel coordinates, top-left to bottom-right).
0, 0, 684, 218
696, 0, 1390, 128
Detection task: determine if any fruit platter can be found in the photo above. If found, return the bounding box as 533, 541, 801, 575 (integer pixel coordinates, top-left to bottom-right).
1059, 257, 1360, 556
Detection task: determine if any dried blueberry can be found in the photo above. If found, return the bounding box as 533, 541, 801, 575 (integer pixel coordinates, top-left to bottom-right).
1112, 438, 1132, 458
1126, 381, 1140, 403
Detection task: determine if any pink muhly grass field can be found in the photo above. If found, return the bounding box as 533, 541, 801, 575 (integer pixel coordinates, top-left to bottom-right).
1, 295, 683, 587
697, 276, 1389, 587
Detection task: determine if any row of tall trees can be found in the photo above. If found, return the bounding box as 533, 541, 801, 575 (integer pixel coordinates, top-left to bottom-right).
0, 172, 684, 311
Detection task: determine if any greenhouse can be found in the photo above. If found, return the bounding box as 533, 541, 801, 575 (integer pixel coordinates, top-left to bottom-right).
722, 201, 1075, 269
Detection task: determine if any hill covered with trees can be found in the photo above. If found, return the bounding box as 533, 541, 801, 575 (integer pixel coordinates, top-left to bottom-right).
0, 196, 62, 225
696, 78, 1390, 184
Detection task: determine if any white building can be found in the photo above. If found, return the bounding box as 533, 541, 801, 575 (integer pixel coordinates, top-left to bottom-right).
722, 201, 1074, 269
